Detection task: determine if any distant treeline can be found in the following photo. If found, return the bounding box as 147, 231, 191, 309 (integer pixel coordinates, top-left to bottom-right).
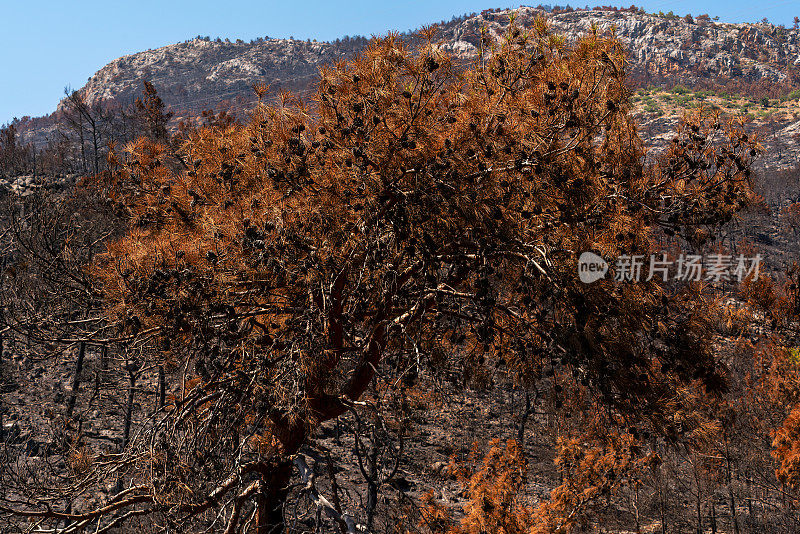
0, 82, 183, 179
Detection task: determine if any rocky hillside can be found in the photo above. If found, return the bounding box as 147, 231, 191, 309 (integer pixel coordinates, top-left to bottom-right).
74, 37, 359, 116
69, 7, 800, 119
13, 7, 800, 183
444, 9, 800, 88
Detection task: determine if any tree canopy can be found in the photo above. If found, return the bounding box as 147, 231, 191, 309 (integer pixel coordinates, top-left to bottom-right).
1, 19, 760, 534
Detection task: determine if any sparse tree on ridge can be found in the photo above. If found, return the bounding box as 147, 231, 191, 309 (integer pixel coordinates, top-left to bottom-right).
135, 81, 174, 143
60, 88, 114, 176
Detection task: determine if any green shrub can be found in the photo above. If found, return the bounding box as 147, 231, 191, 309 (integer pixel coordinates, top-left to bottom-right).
644, 102, 661, 114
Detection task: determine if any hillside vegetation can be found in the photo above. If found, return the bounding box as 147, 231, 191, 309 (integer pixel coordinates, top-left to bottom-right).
3, 9, 800, 534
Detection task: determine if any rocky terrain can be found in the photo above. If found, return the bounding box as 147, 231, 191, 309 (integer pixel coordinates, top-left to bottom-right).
442, 8, 800, 88
8, 6, 800, 256
15, 8, 800, 147
73, 8, 800, 111
0, 174, 78, 196
74, 37, 355, 116
7, 6, 800, 229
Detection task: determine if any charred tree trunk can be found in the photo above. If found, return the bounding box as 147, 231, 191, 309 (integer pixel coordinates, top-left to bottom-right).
65, 342, 86, 418
693, 460, 703, 534
156, 365, 165, 412
116, 361, 137, 494
90, 121, 100, 176
326, 454, 348, 534
78, 122, 86, 175
93, 344, 108, 400
254, 461, 292, 534
728, 483, 739, 534
710, 497, 717, 534
517, 389, 537, 446
365, 427, 380, 532
122, 366, 136, 450
724, 437, 740, 534
696, 493, 703, 534
656, 464, 667, 534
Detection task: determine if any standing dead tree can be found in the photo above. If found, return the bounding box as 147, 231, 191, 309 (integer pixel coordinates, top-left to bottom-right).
60, 89, 112, 176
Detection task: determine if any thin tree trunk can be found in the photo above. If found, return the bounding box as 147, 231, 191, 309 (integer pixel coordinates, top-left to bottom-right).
724, 437, 740, 534
117, 366, 136, 494
116, 362, 138, 492
94, 345, 107, 399
696, 492, 703, 534
658, 465, 667, 534
692, 455, 703, 534
711, 497, 717, 534
327, 454, 348, 534
728, 487, 739, 534
78, 123, 86, 175
92, 126, 99, 175
157, 365, 165, 411
365, 427, 380, 532
122, 370, 135, 450
254, 462, 291, 534
518, 390, 531, 446
65, 342, 86, 418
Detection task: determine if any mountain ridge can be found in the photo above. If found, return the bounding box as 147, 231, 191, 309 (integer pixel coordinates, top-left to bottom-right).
16, 7, 800, 154
74, 7, 800, 112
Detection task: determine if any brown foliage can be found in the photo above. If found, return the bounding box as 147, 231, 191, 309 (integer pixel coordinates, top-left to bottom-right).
420, 440, 531, 534
2, 19, 760, 533
773, 404, 800, 488
420, 432, 646, 534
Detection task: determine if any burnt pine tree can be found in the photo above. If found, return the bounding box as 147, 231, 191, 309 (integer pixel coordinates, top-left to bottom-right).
135, 80, 174, 142
61, 88, 113, 176
0, 19, 759, 533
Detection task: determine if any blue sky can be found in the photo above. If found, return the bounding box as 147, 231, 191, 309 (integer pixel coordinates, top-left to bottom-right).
2, 0, 799, 126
